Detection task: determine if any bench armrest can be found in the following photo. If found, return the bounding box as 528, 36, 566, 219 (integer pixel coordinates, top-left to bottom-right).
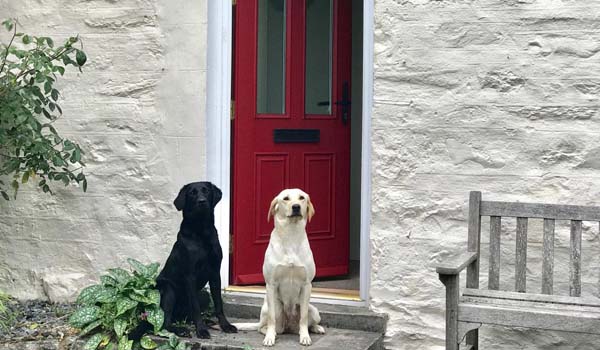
436, 251, 478, 275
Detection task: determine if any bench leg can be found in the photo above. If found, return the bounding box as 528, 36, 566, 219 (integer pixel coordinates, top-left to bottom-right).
466, 329, 478, 349
439, 273, 460, 350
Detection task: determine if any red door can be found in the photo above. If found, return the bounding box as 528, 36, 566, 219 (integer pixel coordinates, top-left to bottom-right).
232, 0, 351, 285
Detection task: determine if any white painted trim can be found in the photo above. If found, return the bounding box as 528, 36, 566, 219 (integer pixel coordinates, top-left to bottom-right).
359, 0, 374, 303
225, 291, 368, 307
206, 0, 233, 288
206, 0, 374, 302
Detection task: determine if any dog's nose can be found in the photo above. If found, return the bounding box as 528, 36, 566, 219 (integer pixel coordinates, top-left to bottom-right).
292, 204, 300, 212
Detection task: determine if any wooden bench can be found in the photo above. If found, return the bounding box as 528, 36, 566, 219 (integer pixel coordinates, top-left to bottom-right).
436, 191, 600, 350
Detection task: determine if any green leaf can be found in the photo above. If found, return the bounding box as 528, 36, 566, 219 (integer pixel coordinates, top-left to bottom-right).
83, 333, 103, 350
22, 171, 29, 184
2, 19, 13, 32
108, 268, 130, 285
79, 319, 102, 337
146, 306, 164, 333
1, 191, 9, 201
118, 336, 133, 350
55, 66, 65, 75
76, 49, 87, 66
175, 342, 187, 350
116, 297, 137, 317
145, 263, 160, 279
71, 147, 81, 163
96, 287, 118, 303
114, 317, 127, 338
146, 289, 160, 306
100, 274, 117, 286
46, 37, 54, 47
68, 305, 100, 328
140, 335, 158, 349
83, 178, 88, 192
127, 258, 147, 276
77, 285, 104, 305
168, 334, 178, 348
51, 89, 59, 101
22, 35, 31, 44
156, 330, 174, 338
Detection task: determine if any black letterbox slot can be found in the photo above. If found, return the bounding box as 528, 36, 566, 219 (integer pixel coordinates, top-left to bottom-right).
273, 129, 320, 143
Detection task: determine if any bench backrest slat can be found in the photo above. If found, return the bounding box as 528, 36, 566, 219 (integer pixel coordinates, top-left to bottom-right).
515, 217, 528, 293
467, 191, 482, 289
470, 191, 597, 296
480, 201, 600, 221
542, 219, 555, 295
570, 220, 582, 297
488, 216, 501, 290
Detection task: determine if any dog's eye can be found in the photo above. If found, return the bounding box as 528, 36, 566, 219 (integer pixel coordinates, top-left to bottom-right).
299, 196, 305, 200
283, 196, 290, 201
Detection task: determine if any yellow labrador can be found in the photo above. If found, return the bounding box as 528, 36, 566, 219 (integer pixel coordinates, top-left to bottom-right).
234, 189, 325, 346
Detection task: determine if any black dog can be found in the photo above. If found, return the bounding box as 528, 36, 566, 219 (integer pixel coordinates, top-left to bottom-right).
135, 182, 237, 339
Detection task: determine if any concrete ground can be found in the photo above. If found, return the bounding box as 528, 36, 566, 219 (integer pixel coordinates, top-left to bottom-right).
178, 324, 384, 350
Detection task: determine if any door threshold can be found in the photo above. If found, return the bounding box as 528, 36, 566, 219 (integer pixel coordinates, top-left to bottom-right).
226, 285, 361, 302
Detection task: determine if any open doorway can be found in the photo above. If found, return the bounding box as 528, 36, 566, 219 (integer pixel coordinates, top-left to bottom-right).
311, 0, 363, 298
228, 0, 364, 301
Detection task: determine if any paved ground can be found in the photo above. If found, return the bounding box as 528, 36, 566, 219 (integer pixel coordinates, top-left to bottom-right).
180, 325, 383, 350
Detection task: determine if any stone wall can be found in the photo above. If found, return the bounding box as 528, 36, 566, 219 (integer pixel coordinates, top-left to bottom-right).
370, 0, 600, 349
0, 0, 208, 301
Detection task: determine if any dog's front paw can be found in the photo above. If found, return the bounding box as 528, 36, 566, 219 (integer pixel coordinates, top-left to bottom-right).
168, 325, 192, 338
196, 328, 211, 339
299, 332, 312, 346
263, 332, 276, 346
310, 325, 325, 334
221, 323, 238, 333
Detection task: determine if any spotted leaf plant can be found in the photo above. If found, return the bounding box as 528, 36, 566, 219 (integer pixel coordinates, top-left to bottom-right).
69, 259, 189, 350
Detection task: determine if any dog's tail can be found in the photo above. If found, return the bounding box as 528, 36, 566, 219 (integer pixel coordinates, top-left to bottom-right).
231, 322, 261, 331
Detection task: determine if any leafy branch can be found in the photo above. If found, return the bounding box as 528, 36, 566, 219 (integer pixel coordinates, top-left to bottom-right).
0, 18, 88, 200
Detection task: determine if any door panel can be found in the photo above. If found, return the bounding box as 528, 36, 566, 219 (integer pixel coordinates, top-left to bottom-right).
233, 0, 351, 285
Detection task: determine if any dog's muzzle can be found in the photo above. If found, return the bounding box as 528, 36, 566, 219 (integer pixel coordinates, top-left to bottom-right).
290, 204, 302, 217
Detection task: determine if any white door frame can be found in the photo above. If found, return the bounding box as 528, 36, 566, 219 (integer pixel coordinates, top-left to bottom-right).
206, 0, 374, 305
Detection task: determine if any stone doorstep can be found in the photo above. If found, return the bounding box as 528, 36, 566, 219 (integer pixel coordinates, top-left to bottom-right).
223, 295, 388, 334
169, 325, 384, 350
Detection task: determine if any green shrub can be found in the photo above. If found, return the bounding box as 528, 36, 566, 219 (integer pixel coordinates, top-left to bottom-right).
0, 290, 17, 331
69, 259, 188, 350
0, 18, 87, 200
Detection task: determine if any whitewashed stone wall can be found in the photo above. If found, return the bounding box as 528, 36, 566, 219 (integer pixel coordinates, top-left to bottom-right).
371, 0, 600, 349
0, 0, 207, 301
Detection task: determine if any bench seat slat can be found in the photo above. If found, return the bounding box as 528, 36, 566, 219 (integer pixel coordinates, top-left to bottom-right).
480, 201, 600, 221
460, 289, 600, 334
459, 302, 600, 335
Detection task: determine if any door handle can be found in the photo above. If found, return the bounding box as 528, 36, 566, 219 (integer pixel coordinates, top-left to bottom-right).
335, 81, 351, 125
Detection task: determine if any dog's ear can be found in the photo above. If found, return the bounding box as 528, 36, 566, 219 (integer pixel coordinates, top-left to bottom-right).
173, 184, 189, 211
210, 182, 222, 208
307, 196, 315, 222
267, 197, 278, 222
